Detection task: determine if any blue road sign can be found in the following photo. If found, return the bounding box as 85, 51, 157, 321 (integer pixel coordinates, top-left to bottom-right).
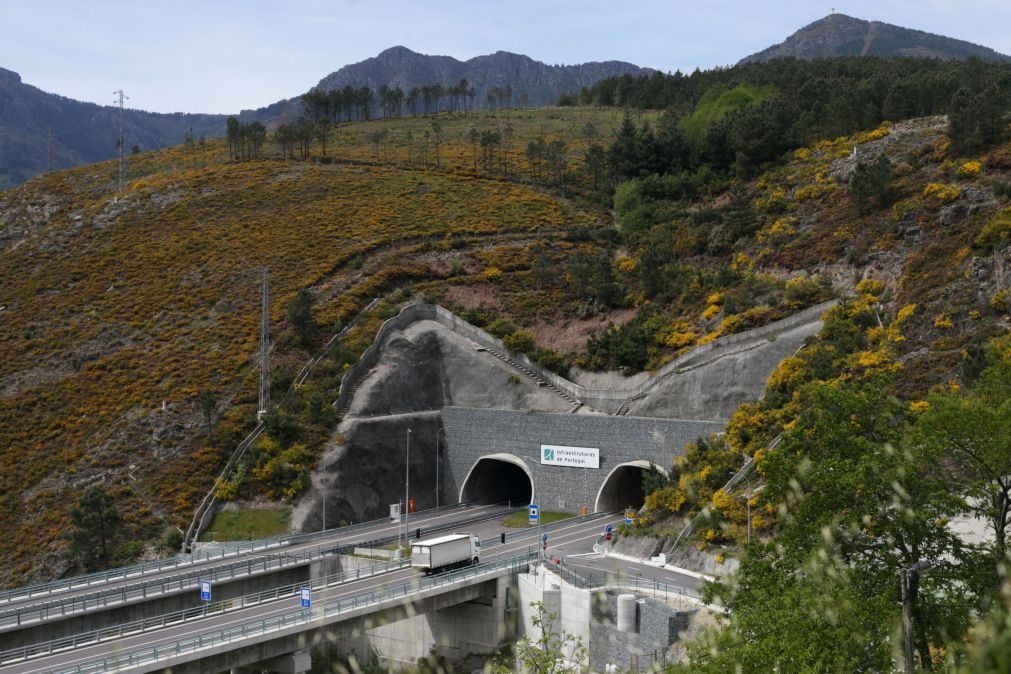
542, 533, 548, 543
200, 580, 211, 602
605, 524, 614, 534
528, 504, 539, 524
300, 587, 311, 608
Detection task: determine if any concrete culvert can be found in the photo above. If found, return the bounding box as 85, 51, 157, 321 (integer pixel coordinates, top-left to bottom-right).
595, 463, 653, 513
460, 455, 533, 505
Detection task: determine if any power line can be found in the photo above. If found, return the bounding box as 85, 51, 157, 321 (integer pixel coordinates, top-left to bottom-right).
112, 89, 129, 194
257, 269, 270, 420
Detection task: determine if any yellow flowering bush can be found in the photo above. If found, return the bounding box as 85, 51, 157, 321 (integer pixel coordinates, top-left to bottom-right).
956, 160, 982, 177
923, 183, 961, 203
991, 289, 1009, 313
757, 217, 797, 243
855, 278, 885, 298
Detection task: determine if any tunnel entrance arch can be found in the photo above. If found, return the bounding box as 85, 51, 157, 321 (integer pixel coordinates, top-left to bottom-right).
459, 453, 534, 506
594, 461, 667, 513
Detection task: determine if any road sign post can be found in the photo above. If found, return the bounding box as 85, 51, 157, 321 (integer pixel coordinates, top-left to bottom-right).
200, 580, 211, 602
300, 587, 311, 609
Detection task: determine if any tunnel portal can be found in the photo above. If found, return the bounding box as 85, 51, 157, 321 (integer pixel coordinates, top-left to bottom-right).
460, 455, 533, 506
595, 463, 655, 513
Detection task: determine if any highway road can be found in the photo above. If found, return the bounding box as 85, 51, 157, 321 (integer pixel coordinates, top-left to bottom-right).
0, 514, 622, 674
0, 502, 519, 631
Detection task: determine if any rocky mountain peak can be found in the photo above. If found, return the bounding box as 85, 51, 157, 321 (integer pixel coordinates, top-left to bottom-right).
740, 13, 1011, 64
0, 67, 22, 84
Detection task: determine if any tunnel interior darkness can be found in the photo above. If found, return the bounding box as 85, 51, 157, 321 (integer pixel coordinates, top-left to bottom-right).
596, 465, 647, 513
461, 458, 533, 505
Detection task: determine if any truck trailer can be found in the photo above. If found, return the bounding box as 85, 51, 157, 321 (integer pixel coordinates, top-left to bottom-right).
411, 533, 481, 575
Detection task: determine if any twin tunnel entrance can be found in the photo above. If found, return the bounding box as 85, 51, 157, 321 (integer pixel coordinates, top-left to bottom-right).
460, 454, 533, 506
458, 454, 657, 513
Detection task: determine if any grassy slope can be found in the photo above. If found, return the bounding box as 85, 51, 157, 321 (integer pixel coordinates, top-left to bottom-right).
0, 107, 1007, 586
200, 508, 291, 542
0, 109, 622, 585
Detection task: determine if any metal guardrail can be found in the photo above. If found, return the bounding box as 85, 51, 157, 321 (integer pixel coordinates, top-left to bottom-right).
666, 435, 780, 554
2, 502, 512, 627
0, 558, 410, 665
544, 559, 703, 601
0, 544, 336, 630
0, 501, 475, 607
181, 422, 265, 554
0, 533, 281, 606
34, 551, 537, 674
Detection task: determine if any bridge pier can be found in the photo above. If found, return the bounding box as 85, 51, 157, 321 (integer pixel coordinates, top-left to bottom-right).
230, 649, 311, 673
364, 575, 515, 668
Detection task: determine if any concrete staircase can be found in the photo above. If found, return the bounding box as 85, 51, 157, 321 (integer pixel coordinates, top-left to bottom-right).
613, 393, 645, 416
335, 370, 373, 417
476, 346, 581, 408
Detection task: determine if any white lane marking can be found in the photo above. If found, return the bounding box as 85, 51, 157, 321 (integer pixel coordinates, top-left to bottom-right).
14, 569, 422, 674
7, 504, 509, 612
17, 514, 612, 671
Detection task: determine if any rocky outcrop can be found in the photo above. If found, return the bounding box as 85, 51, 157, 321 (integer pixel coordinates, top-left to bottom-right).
740, 13, 1011, 64
348, 319, 575, 417
313, 46, 653, 109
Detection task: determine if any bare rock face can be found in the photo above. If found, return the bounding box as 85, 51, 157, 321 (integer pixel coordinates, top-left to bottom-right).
627, 320, 824, 421
291, 320, 573, 531
828, 116, 947, 181
348, 319, 573, 417
293, 411, 442, 531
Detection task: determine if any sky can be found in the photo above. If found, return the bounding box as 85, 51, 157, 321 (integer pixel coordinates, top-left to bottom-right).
2, 0, 1010, 115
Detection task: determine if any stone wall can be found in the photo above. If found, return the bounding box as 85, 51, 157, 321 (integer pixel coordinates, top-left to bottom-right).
441, 407, 723, 513
589, 595, 693, 672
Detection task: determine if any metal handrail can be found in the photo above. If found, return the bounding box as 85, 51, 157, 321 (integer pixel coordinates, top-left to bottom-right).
0, 545, 333, 630
0, 557, 410, 665
2, 501, 512, 627
0, 501, 476, 606
544, 560, 703, 601
35, 552, 537, 674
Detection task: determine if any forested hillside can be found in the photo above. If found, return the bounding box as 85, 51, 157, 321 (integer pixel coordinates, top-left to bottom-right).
577, 58, 1011, 670
1, 52, 1009, 621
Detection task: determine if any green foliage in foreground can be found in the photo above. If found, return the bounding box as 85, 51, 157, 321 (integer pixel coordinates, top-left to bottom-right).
672, 345, 1011, 672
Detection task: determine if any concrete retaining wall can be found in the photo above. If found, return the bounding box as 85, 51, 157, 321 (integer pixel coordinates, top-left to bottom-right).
441, 407, 723, 514
337, 300, 838, 414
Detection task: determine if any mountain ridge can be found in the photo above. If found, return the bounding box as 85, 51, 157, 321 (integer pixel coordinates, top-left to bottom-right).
740, 13, 1011, 64
238, 45, 653, 121
1, 48, 651, 190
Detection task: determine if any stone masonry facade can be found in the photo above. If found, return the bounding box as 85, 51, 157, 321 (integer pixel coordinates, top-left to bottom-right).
440, 407, 724, 513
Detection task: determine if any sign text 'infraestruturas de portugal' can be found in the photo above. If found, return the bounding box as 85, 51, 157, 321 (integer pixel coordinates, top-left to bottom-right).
540, 444, 599, 469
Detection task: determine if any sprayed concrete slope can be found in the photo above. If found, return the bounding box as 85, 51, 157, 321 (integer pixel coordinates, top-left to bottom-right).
290, 302, 833, 531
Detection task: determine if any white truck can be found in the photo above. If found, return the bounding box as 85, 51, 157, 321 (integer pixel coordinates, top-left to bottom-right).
411, 533, 481, 575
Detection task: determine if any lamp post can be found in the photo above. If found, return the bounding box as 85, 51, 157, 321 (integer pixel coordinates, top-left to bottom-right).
321, 473, 326, 533
435, 427, 447, 509
404, 428, 412, 549
899, 560, 931, 672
